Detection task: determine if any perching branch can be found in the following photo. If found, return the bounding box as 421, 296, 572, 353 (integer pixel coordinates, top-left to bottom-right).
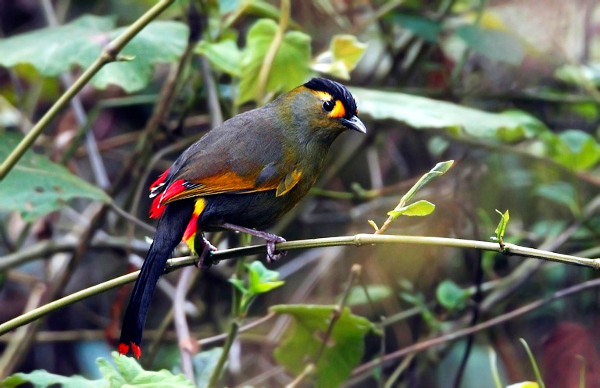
0, 233, 597, 337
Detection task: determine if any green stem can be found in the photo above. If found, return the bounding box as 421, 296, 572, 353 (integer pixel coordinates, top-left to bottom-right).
254, 0, 290, 104
0, 0, 175, 180
208, 235, 250, 385
207, 320, 239, 388
520, 338, 545, 388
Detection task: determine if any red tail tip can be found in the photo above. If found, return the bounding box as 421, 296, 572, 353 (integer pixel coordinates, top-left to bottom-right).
131, 343, 142, 359
118, 342, 142, 359
118, 343, 129, 356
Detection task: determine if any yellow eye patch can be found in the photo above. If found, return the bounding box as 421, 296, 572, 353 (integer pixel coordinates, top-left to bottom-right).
329, 100, 346, 118
311, 90, 332, 101
309, 90, 346, 118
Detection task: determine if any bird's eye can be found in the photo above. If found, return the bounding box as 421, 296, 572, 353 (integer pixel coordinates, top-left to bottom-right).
322, 100, 335, 112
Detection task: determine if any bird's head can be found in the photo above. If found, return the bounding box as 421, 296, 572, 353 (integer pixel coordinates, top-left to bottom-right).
278, 78, 366, 144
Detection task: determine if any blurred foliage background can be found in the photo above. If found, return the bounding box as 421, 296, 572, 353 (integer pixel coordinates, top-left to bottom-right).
1, 0, 600, 387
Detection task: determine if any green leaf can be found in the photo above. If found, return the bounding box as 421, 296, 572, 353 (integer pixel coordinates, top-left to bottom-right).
493, 209, 510, 242
97, 357, 127, 387
546, 130, 600, 170
351, 87, 547, 139
388, 13, 442, 43
0, 15, 188, 92
388, 200, 435, 217
0, 132, 111, 221
345, 285, 392, 306
1, 370, 107, 388
534, 182, 579, 215
196, 39, 241, 76
399, 160, 453, 205
399, 291, 440, 331
271, 304, 376, 388
228, 278, 248, 294
238, 19, 311, 104
107, 352, 194, 387
312, 35, 367, 80
555, 64, 600, 87
245, 1, 302, 30
246, 261, 285, 294
1, 352, 195, 387
436, 280, 469, 310
455, 25, 525, 66
0, 15, 115, 76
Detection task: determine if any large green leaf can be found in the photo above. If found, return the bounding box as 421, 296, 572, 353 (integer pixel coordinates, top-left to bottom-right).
196, 39, 241, 76
0, 15, 188, 92
0, 132, 111, 221
99, 352, 194, 387
238, 19, 311, 104
454, 25, 525, 66
351, 87, 547, 139
271, 304, 375, 388
2, 351, 194, 387
1, 370, 107, 388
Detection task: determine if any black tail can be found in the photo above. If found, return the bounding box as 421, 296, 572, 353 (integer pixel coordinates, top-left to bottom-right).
118, 200, 193, 358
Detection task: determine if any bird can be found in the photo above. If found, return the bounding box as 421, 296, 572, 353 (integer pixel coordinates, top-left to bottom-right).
118, 77, 366, 358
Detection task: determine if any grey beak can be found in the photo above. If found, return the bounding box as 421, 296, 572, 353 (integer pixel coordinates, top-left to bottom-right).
340, 116, 367, 133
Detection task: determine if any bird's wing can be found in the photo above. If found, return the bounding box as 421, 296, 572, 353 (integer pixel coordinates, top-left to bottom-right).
147, 124, 302, 218
162, 165, 302, 202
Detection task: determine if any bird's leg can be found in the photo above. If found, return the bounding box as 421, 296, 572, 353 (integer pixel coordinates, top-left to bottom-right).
221, 223, 286, 262
195, 234, 218, 268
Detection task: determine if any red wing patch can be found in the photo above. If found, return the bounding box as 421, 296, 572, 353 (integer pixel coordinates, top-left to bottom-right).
149, 178, 186, 219
149, 169, 169, 191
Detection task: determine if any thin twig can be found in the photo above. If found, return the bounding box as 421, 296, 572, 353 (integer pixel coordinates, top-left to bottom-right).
109, 202, 156, 234
196, 312, 275, 347
0, 0, 176, 180
286, 364, 315, 388
351, 277, 600, 377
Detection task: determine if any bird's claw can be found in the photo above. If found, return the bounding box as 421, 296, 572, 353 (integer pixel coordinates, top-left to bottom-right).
196, 237, 218, 269
265, 235, 286, 262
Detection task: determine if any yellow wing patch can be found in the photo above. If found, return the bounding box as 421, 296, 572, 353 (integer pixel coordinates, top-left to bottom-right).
276, 169, 302, 197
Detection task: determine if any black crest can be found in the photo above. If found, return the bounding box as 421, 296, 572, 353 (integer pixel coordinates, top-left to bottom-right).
304, 78, 358, 119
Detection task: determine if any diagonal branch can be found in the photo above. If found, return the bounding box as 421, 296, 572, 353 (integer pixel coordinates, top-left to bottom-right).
0, 0, 176, 180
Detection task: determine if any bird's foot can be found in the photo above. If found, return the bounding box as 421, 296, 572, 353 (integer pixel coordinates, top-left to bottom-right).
221, 223, 286, 263
264, 234, 287, 262
196, 236, 218, 268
